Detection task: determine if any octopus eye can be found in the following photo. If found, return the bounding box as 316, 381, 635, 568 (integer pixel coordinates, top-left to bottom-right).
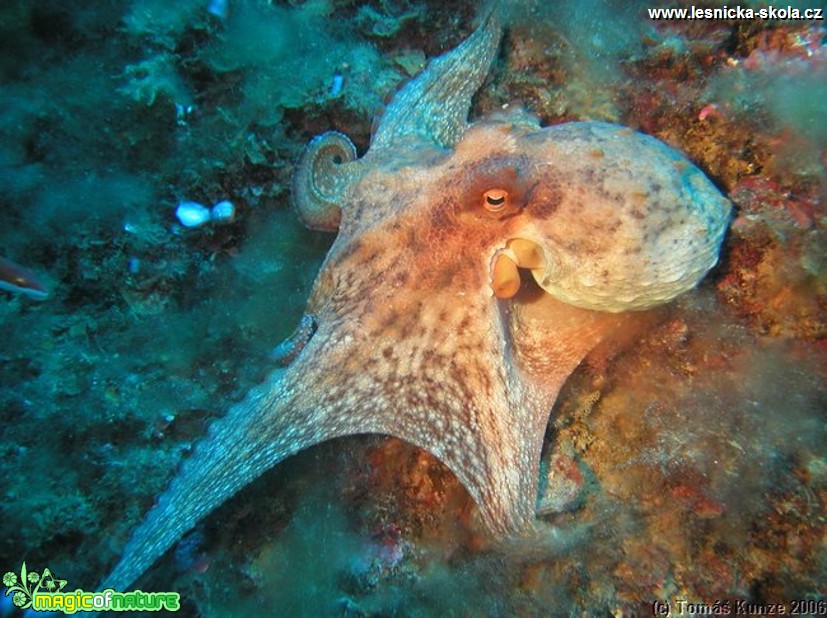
483, 189, 509, 212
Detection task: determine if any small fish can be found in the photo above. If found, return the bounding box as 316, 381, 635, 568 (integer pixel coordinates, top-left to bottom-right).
0, 256, 49, 300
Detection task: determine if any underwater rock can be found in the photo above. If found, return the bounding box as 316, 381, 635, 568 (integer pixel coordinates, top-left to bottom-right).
537, 453, 584, 515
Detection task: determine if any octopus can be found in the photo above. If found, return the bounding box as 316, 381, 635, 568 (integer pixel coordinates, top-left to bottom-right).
101, 11, 731, 592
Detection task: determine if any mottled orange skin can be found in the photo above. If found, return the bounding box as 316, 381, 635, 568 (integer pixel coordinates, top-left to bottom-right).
100, 14, 728, 596
295, 120, 644, 537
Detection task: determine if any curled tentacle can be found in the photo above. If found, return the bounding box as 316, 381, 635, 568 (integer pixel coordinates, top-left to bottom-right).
291, 131, 359, 232
270, 314, 318, 366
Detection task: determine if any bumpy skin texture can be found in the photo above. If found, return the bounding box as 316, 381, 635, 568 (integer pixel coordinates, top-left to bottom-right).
99, 13, 730, 594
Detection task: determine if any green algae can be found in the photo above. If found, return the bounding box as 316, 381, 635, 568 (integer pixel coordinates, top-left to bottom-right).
0, 0, 344, 588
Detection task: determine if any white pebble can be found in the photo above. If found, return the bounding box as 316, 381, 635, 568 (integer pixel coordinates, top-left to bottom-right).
175, 201, 211, 228
330, 73, 344, 97
207, 0, 229, 20
210, 200, 235, 223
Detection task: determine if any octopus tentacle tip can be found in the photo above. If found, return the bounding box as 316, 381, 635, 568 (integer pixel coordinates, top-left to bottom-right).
492, 250, 521, 299
291, 131, 358, 232
508, 238, 546, 270
270, 314, 318, 366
